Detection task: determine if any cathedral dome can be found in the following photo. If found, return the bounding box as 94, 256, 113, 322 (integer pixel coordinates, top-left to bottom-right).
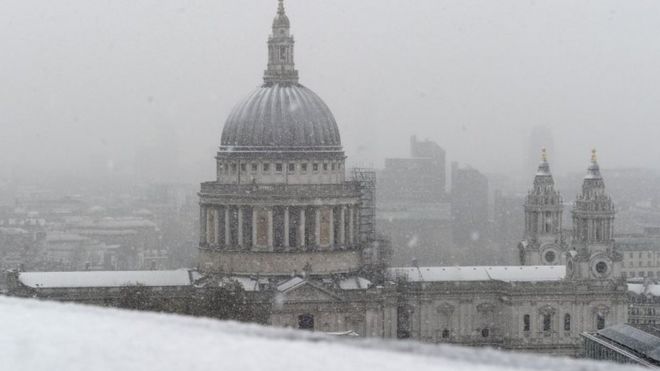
220, 83, 342, 150
220, 0, 342, 152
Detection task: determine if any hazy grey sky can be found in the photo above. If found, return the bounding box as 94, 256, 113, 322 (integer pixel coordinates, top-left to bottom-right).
2, 0, 660, 184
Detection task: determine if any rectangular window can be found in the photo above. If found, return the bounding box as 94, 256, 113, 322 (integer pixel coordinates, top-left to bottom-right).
313, 163, 319, 172
543, 314, 552, 331
564, 314, 571, 331
263, 163, 270, 172
240, 163, 246, 172
224, 163, 229, 174
251, 163, 258, 172
331, 163, 336, 171
523, 314, 530, 331
288, 163, 295, 172
301, 163, 308, 172
275, 163, 283, 172
323, 163, 328, 171
231, 163, 237, 174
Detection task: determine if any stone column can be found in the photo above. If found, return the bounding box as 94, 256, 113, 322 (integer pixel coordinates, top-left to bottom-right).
200, 206, 207, 245
252, 207, 258, 249
329, 207, 335, 247
237, 207, 244, 247
284, 207, 290, 248
214, 208, 221, 246
267, 208, 274, 250
339, 206, 346, 246
299, 208, 306, 248
224, 207, 231, 246
348, 205, 354, 245
315, 207, 321, 246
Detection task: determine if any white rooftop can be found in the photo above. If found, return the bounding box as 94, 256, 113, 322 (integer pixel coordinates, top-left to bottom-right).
388, 266, 566, 283
2, 296, 633, 371
628, 283, 660, 296
19, 269, 195, 289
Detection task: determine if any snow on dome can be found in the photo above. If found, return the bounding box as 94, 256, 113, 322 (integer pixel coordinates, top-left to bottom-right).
220, 84, 342, 151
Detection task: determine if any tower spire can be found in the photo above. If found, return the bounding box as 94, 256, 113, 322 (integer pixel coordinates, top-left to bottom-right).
264, 0, 299, 85
278, 0, 285, 16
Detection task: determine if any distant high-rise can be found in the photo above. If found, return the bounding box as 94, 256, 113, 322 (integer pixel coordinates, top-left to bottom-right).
379, 136, 446, 203
450, 162, 489, 246
525, 126, 555, 175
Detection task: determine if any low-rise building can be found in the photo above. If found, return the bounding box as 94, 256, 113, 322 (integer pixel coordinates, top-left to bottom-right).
582, 324, 660, 367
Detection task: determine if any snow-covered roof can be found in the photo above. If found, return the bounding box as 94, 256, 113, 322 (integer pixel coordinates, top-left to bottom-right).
277, 277, 305, 292
19, 269, 195, 289
628, 283, 660, 296
46, 231, 88, 243
338, 277, 371, 290
597, 324, 660, 363
1, 296, 638, 371
388, 266, 566, 283
72, 217, 157, 229
232, 277, 260, 292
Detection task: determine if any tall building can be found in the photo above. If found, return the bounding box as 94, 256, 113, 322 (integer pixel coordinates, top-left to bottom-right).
378, 136, 451, 266
198, 0, 366, 278
568, 150, 623, 280
379, 136, 445, 203
519, 149, 567, 265
451, 162, 489, 247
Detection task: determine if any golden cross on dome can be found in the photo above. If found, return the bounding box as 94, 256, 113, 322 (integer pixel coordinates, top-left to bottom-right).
591, 148, 597, 162
541, 148, 547, 162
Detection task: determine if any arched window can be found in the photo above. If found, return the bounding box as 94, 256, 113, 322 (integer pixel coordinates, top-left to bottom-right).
481, 328, 490, 338
543, 314, 552, 332
441, 329, 450, 339
523, 315, 530, 332
564, 314, 571, 331
298, 314, 314, 330
596, 314, 605, 330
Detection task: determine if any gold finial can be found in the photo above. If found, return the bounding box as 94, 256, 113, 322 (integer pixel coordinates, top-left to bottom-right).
541, 147, 547, 162
591, 148, 597, 162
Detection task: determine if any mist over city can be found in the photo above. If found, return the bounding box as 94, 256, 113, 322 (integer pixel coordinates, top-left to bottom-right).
2, 1, 660, 370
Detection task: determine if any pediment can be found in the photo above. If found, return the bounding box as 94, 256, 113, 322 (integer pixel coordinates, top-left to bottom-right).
279, 281, 343, 303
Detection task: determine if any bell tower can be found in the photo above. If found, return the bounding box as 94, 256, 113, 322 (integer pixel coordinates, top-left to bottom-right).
264, 0, 299, 85
519, 149, 565, 265
567, 150, 622, 280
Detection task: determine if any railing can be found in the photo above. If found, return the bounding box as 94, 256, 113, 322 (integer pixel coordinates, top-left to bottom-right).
200, 182, 362, 197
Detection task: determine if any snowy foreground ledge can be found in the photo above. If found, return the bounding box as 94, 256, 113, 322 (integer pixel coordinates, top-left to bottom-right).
1, 297, 642, 371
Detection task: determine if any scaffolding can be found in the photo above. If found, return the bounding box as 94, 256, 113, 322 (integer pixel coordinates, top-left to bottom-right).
351, 168, 376, 243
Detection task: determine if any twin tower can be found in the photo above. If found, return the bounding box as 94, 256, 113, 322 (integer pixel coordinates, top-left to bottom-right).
519, 150, 622, 280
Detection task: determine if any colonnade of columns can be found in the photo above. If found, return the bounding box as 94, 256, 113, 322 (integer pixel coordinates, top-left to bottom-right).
200, 204, 359, 251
